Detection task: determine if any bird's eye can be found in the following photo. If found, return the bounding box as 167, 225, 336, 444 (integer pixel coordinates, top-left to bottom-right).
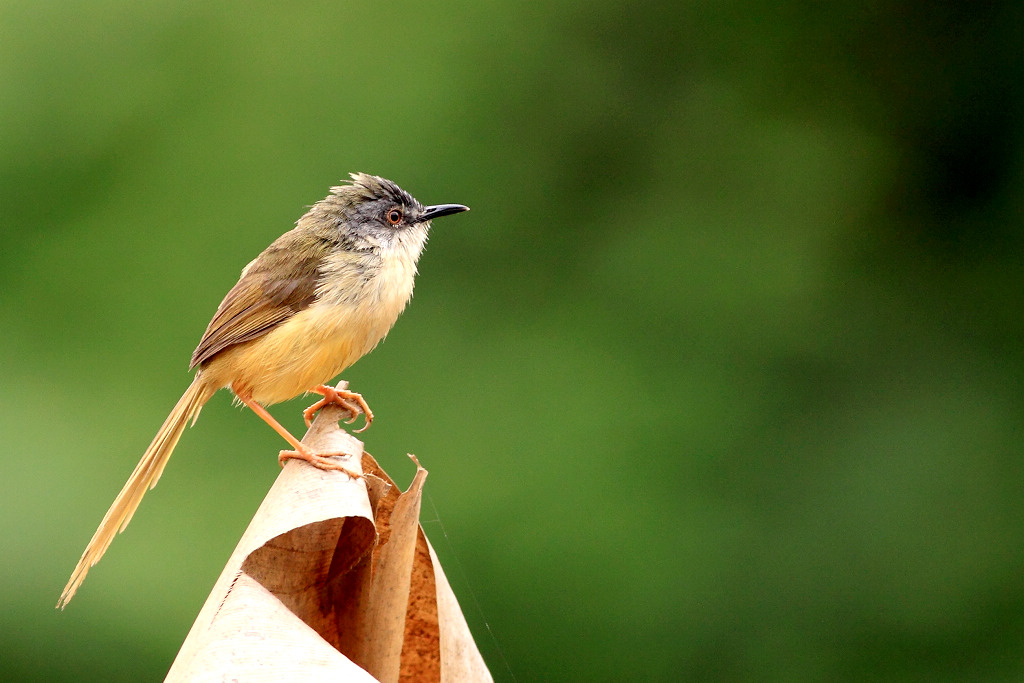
386, 208, 403, 225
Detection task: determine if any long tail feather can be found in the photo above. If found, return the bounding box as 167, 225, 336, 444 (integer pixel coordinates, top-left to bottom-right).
57, 376, 211, 608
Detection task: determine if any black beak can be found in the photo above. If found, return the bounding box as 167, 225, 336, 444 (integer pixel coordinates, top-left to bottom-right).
420, 203, 470, 222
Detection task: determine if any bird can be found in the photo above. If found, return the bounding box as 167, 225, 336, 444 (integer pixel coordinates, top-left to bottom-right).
57, 173, 469, 608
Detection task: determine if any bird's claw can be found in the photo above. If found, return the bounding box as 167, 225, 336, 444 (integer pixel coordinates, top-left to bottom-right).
303, 382, 374, 433
278, 446, 362, 479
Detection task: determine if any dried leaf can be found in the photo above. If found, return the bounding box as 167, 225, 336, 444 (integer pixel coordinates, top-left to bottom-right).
165, 404, 492, 682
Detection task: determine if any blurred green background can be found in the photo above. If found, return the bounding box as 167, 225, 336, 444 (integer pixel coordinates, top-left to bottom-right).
3, 1, 1023, 680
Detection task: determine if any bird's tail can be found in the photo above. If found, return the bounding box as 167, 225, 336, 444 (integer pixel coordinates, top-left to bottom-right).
57, 375, 211, 608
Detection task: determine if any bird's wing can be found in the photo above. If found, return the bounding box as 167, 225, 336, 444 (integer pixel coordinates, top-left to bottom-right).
189, 232, 329, 369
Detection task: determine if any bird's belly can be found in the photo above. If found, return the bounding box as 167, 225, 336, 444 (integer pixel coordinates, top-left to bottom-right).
206, 300, 402, 405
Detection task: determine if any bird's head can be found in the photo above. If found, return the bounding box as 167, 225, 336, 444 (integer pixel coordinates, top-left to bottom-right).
316, 173, 468, 252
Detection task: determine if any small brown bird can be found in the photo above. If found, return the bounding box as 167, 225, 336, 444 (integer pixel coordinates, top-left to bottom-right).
58, 173, 468, 608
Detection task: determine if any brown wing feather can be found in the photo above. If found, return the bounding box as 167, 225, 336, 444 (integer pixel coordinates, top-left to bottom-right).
190, 231, 330, 369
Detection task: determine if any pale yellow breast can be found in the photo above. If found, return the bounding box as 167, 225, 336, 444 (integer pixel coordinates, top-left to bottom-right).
203, 247, 419, 405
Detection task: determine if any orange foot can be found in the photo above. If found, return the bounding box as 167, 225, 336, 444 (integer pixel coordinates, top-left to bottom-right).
303, 381, 374, 433
279, 444, 362, 479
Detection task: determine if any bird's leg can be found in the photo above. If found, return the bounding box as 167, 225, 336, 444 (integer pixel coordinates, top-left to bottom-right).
303, 380, 374, 433
233, 387, 362, 479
